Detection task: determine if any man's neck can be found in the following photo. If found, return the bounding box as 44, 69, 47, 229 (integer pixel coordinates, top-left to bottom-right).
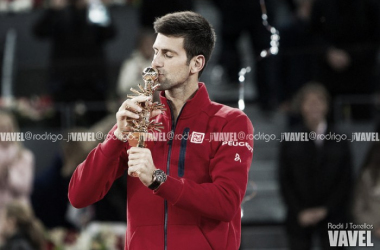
165, 82, 199, 120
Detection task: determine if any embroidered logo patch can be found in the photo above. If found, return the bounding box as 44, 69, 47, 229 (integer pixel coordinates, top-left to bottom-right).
190, 132, 205, 144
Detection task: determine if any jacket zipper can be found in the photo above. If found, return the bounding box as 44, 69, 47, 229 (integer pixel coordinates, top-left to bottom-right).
178, 127, 190, 177
164, 102, 186, 250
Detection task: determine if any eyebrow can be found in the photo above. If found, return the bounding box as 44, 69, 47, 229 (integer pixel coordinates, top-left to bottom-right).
153, 47, 178, 55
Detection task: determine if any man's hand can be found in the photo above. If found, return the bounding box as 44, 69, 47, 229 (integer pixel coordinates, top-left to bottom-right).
326, 48, 351, 71
114, 96, 146, 142
114, 96, 161, 142
298, 209, 315, 227
298, 207, 327, 227
312, 207, 327, 222
127, 147, 156, 186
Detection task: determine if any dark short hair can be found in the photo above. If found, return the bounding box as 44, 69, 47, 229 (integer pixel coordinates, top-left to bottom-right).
153, 11, 216, 77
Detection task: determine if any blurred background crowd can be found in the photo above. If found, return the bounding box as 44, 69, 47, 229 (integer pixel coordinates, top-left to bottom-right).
0, 0, 380, 249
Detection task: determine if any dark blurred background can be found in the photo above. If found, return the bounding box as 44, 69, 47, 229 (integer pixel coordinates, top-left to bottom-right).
0, 0, 380, 249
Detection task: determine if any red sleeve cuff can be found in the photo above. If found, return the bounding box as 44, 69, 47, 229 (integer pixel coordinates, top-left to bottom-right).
154, 176, 184, 205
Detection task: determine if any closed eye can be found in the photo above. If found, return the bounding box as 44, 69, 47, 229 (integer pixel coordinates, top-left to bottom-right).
153, 47, 176, 59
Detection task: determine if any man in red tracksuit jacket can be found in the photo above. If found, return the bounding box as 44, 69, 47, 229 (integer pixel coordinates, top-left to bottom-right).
68, 11, 254, 250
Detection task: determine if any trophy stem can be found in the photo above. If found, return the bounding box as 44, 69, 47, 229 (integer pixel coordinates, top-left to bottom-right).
128, 132, 148, 148
137, 133, 145, 148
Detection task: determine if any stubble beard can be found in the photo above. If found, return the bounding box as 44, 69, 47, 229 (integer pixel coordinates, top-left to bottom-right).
156, 79, 170, 91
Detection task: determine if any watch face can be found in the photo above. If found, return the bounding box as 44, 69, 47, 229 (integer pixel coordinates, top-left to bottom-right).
155, 169, 167, 183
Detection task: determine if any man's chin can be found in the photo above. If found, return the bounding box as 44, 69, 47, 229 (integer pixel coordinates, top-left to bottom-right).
156, 82, 169, 91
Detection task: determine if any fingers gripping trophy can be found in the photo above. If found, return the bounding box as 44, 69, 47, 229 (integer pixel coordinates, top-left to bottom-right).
126, 67, 165, 177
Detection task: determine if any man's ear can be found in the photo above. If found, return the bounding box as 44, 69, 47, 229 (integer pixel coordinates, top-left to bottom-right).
190, 55, 205, 74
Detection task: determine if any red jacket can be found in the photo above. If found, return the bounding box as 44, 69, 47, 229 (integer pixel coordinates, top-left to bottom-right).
68, 83, 254, 250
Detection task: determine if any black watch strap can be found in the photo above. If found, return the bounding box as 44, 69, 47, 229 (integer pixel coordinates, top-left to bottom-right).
148, 179, 162, 190
148, 169, 167, 190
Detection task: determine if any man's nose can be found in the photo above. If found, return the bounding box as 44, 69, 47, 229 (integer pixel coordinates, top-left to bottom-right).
151, 54, 163, 68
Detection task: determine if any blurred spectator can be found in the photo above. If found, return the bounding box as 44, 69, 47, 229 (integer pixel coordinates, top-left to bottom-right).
275, 0, 317, 111
0, 201, 46, 250
212, 0, 276, 111
0, 0, 33, 13
279, 83, 353, 250
117, 28, 155, 100
309, 0, 380, 119
31, 130, 87, 229
32, 115, 126, 229
353, 142, 380, 244
0, 110, 34, 215
32, 0, 116, 126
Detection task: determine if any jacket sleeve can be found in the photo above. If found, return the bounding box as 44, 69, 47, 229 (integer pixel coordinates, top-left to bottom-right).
68, 125, 128, 208
154, 114, 254, 222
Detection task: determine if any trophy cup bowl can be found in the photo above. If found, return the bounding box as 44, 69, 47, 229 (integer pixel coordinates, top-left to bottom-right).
142, 67, 159, 84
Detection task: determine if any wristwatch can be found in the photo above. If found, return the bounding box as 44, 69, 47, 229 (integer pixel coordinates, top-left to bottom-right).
148, 169, 167, 190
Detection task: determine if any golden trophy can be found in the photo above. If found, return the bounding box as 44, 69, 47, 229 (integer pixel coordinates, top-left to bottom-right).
126, 67, 165, 149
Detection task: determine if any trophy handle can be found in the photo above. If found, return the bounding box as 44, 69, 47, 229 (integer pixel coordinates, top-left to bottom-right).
129, 133, 146, 178
137, 133, 145, 148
